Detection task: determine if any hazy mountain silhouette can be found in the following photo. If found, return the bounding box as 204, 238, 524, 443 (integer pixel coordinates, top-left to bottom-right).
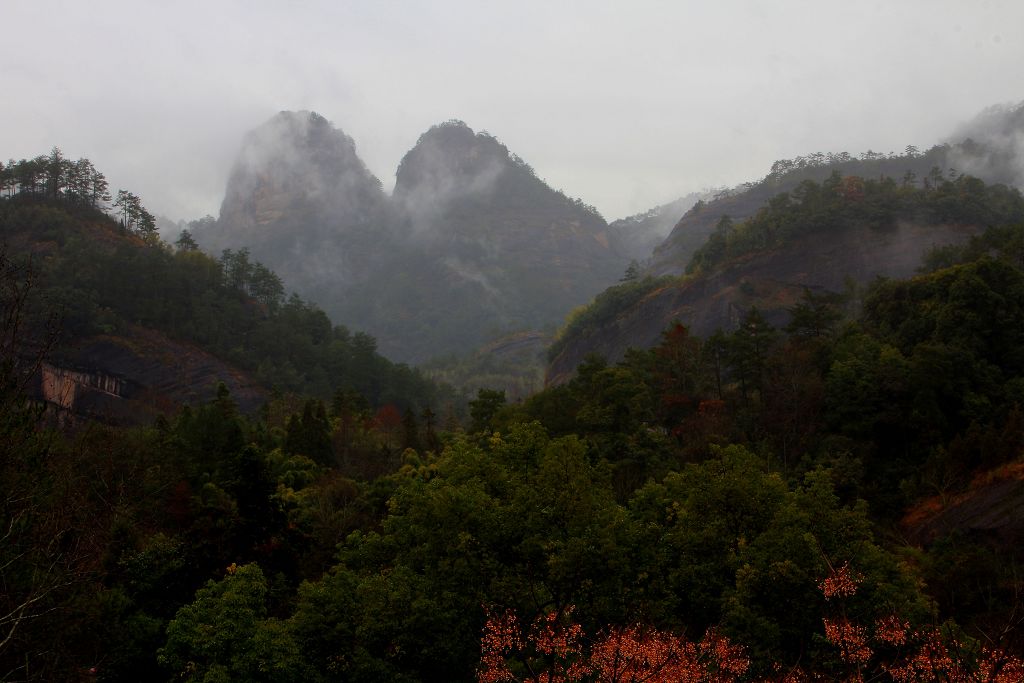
199, 114, 627, 362
198, 111, 395, 302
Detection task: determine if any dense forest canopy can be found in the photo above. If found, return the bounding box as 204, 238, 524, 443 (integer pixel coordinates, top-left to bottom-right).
3, 144, 1024, 682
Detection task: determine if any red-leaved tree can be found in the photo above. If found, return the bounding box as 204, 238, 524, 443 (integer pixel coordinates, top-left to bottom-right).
480, 563, 1024, 682
479, 606, 749, 683
816, 562, 1024, 683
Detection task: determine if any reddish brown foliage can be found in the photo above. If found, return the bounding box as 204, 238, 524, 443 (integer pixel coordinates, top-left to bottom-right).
837, 176, 865, 202
374, 403, 403, 432
819, 561, 862, 600
481, 563, 1024, 682
817, 563, 1024, 683
479, 606, 749, 683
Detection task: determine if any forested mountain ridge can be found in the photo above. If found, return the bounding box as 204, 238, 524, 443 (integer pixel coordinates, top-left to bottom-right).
197, 114, 627, 363
0, 155, 453, 422
548, 172, 1024, 384
547, 102, 1024, 385
650, 101, 1024, 276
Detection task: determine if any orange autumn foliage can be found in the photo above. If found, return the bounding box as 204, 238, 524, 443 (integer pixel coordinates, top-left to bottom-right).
816, 562, 1024, 683
480, 562, 1024, 682
479, 606, 749, 683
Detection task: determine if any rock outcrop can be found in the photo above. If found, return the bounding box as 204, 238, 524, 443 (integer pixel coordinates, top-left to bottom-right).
200, 111, 393, 300
36, 326, 265, 424
903, 461, 1024, 547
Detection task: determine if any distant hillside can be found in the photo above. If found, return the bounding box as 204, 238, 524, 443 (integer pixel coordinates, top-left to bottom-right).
606, 192, 707, 264
650, 145, 954, 275
546, 102, 1024, 384
420, 330, 549, 401
548, 173, 1024, 384
376, 121, 624, 359
650, 104, 1024, 276
197, 114, 627, 364
947, 100, 1024, 188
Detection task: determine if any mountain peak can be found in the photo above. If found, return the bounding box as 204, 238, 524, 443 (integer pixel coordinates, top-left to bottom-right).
197, 111, 390, 297
393, 120, 512, 208
230, 110, 381, 197
214, 111, 385, 229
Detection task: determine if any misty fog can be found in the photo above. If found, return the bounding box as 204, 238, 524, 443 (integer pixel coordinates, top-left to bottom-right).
4, 2, 1022, 224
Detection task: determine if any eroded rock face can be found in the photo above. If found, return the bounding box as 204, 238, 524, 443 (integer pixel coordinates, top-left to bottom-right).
35, 326, 266, 425
200, 111, 393, 296
903, 461, 1024, 547
40, 363, 127, 410
394, 121, 508, 221
220, 111, 386, 229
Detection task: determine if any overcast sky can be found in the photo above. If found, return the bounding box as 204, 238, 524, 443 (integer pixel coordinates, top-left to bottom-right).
3, 1, 1022, 222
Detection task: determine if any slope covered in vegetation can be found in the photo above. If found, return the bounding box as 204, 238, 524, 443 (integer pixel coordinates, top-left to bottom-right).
548, 171, 1024, 384
4, 139, 1024, 682
0, 151, 454, 415
650, 129, 1024, 275
5, 212, 1024, 680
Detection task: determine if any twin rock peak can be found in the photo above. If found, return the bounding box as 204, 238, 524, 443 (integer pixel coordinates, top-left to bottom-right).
199, 110, 629, 363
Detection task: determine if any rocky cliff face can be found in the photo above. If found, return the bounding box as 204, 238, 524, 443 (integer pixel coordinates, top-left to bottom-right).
218, 111, 383, 228
903, 461, 1024, 547
200, 111, 393, 298
393, 121, 509, 223
36, 326, 265, 425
